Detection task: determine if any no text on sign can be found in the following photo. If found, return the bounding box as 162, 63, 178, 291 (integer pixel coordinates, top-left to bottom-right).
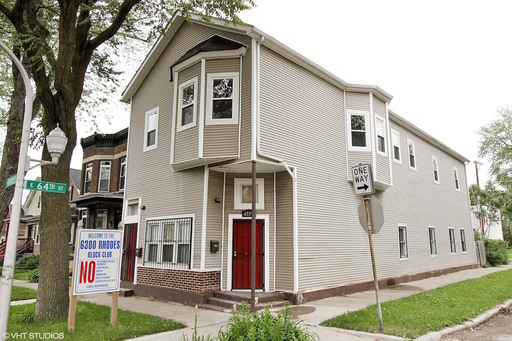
352, 163, 374, 195
73, 229, 123, 295
26, 179, 67, 194
5, 174, 16, 188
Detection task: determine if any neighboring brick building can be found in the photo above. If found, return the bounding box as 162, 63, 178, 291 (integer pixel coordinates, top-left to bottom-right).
74, 128, 128, 230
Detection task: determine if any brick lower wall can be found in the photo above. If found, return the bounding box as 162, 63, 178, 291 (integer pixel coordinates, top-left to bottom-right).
137, 267, 220, 294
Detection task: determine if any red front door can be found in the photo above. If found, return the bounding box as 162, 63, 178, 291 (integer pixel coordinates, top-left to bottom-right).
232, 219, 264, 290
121, 223, 137, 282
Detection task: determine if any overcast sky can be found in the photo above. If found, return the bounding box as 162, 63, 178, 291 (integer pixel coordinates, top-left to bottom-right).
61, 0, 511, 186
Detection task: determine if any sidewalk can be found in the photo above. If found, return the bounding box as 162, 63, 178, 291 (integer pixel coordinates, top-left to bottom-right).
11, 263, 512, 340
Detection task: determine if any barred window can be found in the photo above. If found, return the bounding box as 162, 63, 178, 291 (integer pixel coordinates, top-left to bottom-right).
144, 217, 193, 269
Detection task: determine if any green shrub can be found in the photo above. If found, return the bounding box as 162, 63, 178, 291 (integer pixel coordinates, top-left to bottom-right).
27, 268, 39, 283
484, 239, 509, 266
16, 255, 39, 270
216, 302, 318, 341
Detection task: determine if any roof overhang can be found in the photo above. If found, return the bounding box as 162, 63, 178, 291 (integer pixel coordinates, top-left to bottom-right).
209, 159, 289, 174
121, 12, 393, 104
73, 193, 124, 207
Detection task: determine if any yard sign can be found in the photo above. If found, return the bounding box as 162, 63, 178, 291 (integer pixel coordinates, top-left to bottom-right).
72, 229, 123, 295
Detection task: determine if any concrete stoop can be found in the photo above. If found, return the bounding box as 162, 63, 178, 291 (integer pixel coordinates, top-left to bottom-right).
200, 291, 287, 313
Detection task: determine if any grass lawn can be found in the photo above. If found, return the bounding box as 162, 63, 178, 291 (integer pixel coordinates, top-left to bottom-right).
322, 268, 512, 339
11, 286, 37, 301
8, 301, 185, 340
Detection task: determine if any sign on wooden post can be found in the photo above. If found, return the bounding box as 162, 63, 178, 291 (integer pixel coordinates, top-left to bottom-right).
68, 229, 124, 331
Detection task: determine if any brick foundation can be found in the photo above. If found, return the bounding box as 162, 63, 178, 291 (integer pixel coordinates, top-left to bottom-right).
137, 267, 220, 294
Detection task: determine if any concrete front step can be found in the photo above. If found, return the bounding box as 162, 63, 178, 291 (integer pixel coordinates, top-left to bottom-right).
204, 291, 287, 312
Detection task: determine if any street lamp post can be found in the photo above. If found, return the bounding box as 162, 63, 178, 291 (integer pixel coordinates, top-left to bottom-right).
0, 41, 68, 340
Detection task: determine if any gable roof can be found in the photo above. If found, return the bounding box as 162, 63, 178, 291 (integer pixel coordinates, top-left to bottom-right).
69, 168, 81, 190
121, 12, 392, 103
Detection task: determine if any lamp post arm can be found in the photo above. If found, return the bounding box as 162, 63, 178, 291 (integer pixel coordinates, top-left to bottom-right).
0, 40, 34, 340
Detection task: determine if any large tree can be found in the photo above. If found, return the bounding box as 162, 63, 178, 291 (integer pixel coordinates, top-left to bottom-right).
478, 108, 512, 189
0, 0, 253, 320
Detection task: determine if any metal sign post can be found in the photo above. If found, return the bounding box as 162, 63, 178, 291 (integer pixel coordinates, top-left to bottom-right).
364, 194, 384, 332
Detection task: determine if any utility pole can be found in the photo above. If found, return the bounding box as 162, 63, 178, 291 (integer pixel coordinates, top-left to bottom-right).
474, 161, 485, 238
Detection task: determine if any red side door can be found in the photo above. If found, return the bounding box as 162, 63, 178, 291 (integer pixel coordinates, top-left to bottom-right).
232, 219, 264, 290
121, 223, 137, 282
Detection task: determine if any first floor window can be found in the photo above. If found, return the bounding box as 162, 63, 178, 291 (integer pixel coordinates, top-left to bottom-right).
449, 228, 456, 253
399, 225, 408, 259
144, 217, 193, 269
95, 209, 108, 229
428, 227, 437, 255
460, 229, 467, 252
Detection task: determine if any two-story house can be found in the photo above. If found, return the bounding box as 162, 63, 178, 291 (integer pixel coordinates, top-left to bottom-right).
119, 13, 477, 305
74, 128, 128, 231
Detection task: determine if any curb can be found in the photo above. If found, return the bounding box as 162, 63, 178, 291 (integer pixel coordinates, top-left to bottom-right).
416, 299, 512, 341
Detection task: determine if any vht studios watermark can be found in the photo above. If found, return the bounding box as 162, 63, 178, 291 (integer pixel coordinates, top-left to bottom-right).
4, 332, 64, 340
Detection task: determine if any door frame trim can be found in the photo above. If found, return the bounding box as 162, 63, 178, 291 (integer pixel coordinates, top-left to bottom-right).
227, 214, 269, 291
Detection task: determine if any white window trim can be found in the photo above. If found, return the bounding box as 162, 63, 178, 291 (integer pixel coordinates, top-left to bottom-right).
449, 227, 457, 254
124, 197, 141, 224
206, 72, 239, 125
234, 178, 264, 210
453, 167, 460, 191
177, 77, 198, 132
460, 228, 467, 253
391, 129, 401, 164
407, 139, 417, 171
144, 107, 159, 152
432, 156, 440, 184
375, 115, 387, 156
428, 226, 437, 257
398, 224, 408, 260
84, 163, 93, 194
347, 110, 371, 152
98, 160, 111, 192
119, 157, 127, 190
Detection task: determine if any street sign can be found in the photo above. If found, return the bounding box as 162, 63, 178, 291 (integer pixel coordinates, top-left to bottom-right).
5, 175, 16, 188
352, 163, 374, 195
25, 180, 67, 194
358, 196, 384, 233
72, 229, 124, 295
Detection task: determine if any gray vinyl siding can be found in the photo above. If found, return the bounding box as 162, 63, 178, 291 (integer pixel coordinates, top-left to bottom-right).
203, 58, 241, 158
275, 172, 294, 291
126, 22, 250, 270
174, 63, 201, 163
206, 171, 224, 269
373, 97, 391, 185
220, 173, 275, 291
346, 92, 372, 179
258, 45, 475, 292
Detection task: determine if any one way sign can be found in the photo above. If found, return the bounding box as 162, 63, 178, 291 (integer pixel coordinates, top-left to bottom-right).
352, 163, 374, 195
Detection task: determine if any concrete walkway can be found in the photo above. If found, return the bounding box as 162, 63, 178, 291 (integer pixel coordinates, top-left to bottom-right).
11, 263, 512, 340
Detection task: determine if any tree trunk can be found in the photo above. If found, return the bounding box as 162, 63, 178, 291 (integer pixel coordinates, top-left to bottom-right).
0, 52, 25, 233
34, 102, 77, 320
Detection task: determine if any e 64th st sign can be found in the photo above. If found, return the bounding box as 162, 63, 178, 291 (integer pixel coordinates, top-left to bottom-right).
351, 163, 374, 195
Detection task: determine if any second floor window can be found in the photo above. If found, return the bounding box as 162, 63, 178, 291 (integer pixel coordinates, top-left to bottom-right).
408, 139, 416, 170
177, 78, 197, 131
432, 156, 440, 184
84, 163, 93, 193
391, 129, 401, 162
348, 111, 370, 151
119, 158, 126, 190
453, 167, 460, 191
99, 161, 111, 192
144, 107, 159, 151
375, 117, 386, 154
206, 72, 239, 125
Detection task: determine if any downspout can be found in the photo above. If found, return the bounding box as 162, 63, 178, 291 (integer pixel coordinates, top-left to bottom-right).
251, 35, 296, 181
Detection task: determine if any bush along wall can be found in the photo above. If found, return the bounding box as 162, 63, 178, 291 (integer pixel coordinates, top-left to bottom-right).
484, 239, 509, 266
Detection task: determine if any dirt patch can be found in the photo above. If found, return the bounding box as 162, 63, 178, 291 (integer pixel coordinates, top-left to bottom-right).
442, 307, 512, 341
